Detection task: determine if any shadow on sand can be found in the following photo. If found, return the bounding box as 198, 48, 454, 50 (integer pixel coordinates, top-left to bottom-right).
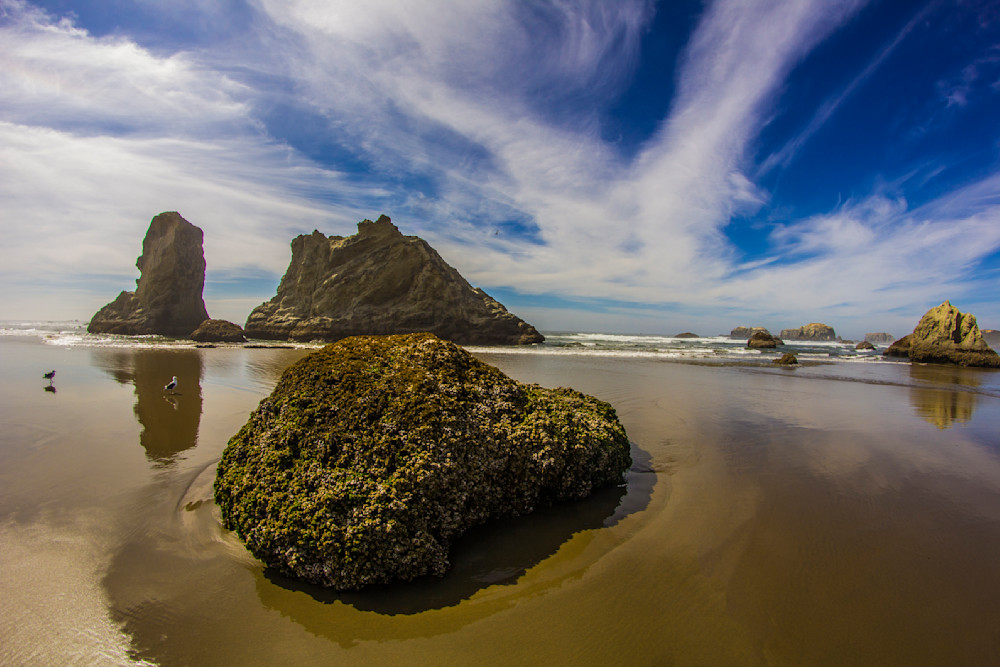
259, 444, 655, 616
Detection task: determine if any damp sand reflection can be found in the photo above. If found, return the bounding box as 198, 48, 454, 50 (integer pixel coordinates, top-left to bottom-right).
3, 338, 1000, 665
91, 348, 204, 465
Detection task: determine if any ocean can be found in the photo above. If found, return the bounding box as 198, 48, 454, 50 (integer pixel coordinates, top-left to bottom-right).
2, 321, 999, 665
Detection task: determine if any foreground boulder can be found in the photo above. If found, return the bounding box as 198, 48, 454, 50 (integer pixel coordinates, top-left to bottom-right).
88, 212, 210, 336
780, 323, 838, 341
883, 334, 912, 358
908, 301, 1000, 367
245, 215, 543, 345
214, 333, 630, 590
190, 319, 246, 343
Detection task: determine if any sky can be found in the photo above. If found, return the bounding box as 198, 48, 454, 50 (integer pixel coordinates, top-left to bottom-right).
2, 0, 1000, 338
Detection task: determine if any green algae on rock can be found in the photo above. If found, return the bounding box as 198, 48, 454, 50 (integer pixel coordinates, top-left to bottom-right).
214, 333, 631, 590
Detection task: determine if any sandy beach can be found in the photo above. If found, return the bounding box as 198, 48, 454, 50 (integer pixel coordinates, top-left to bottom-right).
2, 330, 1000, 665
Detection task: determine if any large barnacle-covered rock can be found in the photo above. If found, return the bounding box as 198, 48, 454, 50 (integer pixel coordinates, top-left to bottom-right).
214, 333, 630, 590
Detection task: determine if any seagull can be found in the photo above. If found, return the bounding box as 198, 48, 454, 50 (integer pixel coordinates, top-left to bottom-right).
164, 376, 178, 393
43, 370, 55, 380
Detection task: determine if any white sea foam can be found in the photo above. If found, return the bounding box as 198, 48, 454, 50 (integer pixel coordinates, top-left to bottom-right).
1, 322, 895, 364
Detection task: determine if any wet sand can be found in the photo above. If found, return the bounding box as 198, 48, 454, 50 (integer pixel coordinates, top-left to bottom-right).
2, 336, 1000, 665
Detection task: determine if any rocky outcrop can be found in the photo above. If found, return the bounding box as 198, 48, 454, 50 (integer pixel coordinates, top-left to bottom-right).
729, 326, 770, 339
673, 332, 699, 338
908, 302, 1000, 367
780, 323, 838, 341
773, 353, 798, 365
883, 334, 912, 358
88, 212, 210, 336
245, 216, 543, 345
855, 341, 876, 351
214, 333, 630, 590
190, 319, 246, 343
747, 331, 781, 348
865, 332, 895, 344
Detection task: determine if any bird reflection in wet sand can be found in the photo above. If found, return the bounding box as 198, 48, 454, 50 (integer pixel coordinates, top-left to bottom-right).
91, 349, 203, 465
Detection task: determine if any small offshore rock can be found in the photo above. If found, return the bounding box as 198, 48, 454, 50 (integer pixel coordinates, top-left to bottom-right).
773, 353, 798, 365
747, 330, 781, 348
673, 332, 699, 339
190, 319, 246, 343
214, 333, 631, 590
855, 341, 876, 350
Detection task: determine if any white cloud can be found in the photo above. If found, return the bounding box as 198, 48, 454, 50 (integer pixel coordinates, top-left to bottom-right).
3, 0, 1000, 335
0, 0, 253, 137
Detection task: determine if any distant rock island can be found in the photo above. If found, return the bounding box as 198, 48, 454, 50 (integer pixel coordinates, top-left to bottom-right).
983, 329, 1000, 351
214, 333, 630, 590
729, 326, 770, 339
245, 215, 543, 345
780, 323, 838, 341
885, 301, 999, 367
865, 332, 895, 344
88, 212, 209, 336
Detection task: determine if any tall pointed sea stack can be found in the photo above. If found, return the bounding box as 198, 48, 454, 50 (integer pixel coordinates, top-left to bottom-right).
88, 212, 210, 336
245, 215, 544, 344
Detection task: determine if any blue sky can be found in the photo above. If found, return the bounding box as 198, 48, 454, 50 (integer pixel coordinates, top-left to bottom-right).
2, 0, 999, 338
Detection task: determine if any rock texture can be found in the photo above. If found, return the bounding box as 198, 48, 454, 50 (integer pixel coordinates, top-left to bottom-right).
88, 212, 210, 336
747, 331, 781, 349
883, 334, 912, 358
855, 341, 876, 351
865, 332, 895, 344
190, 319, 246, 343
780, 323, 838, 341
245, 216, 543, 345
729, 326, 770, 339
214, 333, 631, 590
908, 301, 1000, 367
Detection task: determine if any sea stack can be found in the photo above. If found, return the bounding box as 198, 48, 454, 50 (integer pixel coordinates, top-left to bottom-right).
780, 323, 838, 341
908, 301, 1000, 367
245, 215, 543, 344
88, 212, 210, 336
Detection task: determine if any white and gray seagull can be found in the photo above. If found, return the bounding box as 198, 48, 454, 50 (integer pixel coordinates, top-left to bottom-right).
164, 376, 178, 393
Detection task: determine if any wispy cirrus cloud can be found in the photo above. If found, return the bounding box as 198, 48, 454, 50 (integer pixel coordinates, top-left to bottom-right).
2, 0, 1000, 334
